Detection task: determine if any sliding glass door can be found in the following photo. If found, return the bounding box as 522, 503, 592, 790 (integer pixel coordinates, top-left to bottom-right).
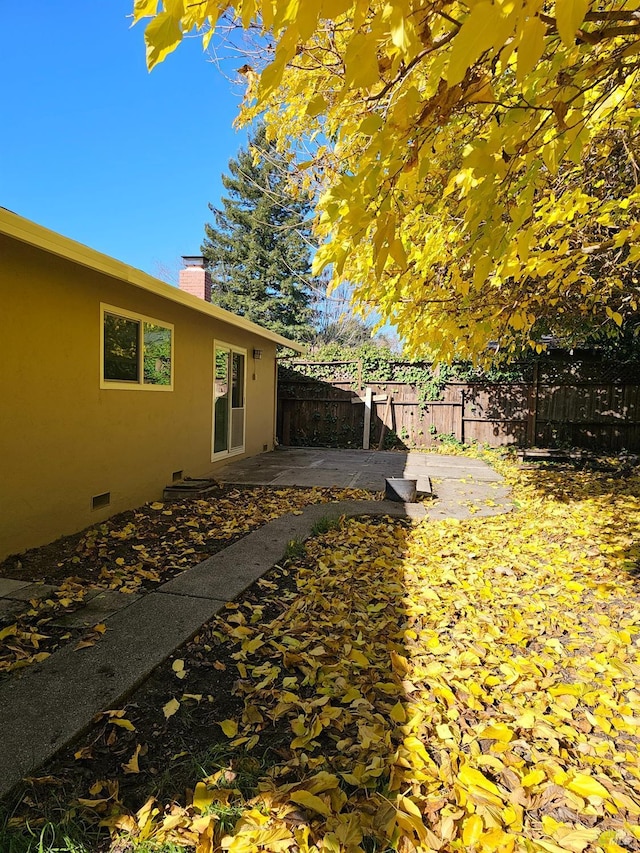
213, 344, 246, 458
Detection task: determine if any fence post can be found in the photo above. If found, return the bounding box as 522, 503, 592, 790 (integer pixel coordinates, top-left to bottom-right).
362, 387, 373, 449
378, 395, 393, 450
459, 389, 465, 444
526, 362, 540, 446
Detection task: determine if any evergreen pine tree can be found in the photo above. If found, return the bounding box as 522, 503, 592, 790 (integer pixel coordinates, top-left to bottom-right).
202, 125, 314, 342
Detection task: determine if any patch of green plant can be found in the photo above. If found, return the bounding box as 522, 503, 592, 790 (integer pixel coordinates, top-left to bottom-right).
0, 816, 101, 853
283, 539, 306, 561
382, 430, 400, 449
280, 346, 455, 407
279, 347, 492, 411
203, 800, 245, 835
310, 516, 340, 536
195, 750, 280, 806
436, 433, 466, 449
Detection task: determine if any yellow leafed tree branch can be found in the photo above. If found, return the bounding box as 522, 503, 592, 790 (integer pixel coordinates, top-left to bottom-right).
134, 0, 640, 361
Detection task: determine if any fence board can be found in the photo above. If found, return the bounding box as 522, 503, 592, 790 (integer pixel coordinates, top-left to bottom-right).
277, 363, 640, 451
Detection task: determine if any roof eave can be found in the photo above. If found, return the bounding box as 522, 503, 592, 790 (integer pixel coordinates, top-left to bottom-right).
0, 207, 305, 353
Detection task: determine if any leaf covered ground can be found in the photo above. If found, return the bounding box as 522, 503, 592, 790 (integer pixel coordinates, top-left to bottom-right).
3, 456, 640, 853
0, 486, 373, 679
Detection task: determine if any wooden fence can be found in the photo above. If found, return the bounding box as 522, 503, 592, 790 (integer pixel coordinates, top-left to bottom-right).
277, 360, 640, 451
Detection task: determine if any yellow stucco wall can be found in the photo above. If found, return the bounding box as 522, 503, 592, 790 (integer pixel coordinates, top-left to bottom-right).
0, 235, 279, 559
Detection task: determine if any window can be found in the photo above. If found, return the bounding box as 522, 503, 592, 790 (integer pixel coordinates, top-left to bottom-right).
101, 304, 173, 390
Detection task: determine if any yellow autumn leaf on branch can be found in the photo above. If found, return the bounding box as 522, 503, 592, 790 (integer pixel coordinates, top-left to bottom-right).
555, 0, 590, 46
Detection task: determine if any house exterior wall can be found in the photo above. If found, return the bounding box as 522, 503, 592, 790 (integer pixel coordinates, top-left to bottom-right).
0, 235, 278, 559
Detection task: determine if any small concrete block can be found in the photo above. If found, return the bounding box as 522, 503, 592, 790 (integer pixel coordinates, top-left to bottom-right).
416, 476, 432, 497
3, 583, 57, 602
385, 478, 418, 502
0, 578, 32, 597
519, 448, 576, 461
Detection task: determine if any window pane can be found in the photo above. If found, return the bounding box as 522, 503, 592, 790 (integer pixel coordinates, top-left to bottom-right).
231, 408, 244, 449
143, 322, 172, 385
214, 348, 229, 453
231, 352, 244, 408
104, 313, 139, 381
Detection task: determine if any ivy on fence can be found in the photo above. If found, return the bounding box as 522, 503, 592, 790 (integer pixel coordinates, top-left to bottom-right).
279, 344, 540, 408
281, 344, 640, 394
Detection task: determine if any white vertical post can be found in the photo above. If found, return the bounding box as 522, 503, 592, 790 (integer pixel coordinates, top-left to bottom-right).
363, 386, 373, 450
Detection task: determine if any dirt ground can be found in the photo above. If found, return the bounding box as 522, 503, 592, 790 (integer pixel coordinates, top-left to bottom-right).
0, 484, 375, 682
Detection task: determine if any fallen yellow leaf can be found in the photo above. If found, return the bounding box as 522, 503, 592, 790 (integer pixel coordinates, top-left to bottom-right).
290, 790, 331, 816
566, 773, 610, 800
122, 744, 142, 774
220, 719, 238, 737
163, 698, 180, 719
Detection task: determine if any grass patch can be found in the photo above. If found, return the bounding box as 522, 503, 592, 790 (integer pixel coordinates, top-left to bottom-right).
310, 516, 341, 537
282, 538, 306, 561
0, 816, 99, 853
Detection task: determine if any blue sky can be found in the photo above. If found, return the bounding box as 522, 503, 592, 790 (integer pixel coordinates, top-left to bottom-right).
0, 1, 250, 281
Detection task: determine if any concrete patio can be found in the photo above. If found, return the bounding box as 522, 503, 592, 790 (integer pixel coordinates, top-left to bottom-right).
215, 447, 512, 520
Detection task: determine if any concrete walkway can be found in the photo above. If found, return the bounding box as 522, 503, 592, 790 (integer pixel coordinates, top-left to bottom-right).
0, 453, 512, 798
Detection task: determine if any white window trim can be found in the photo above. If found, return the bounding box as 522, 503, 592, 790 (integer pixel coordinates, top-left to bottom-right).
212, 340, 247, 461
100, 303, 174, 391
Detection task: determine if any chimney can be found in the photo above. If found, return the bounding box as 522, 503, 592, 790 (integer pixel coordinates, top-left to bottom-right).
179, 256, 211, 302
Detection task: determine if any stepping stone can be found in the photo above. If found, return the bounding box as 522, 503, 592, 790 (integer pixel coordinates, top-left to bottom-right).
163, 479, 219, 500
2, 583, 56, 602
0, 579, 31, 598
51, 590, 141, 628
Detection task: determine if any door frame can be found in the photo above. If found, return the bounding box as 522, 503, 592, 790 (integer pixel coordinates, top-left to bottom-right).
212, 341, 247, 461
